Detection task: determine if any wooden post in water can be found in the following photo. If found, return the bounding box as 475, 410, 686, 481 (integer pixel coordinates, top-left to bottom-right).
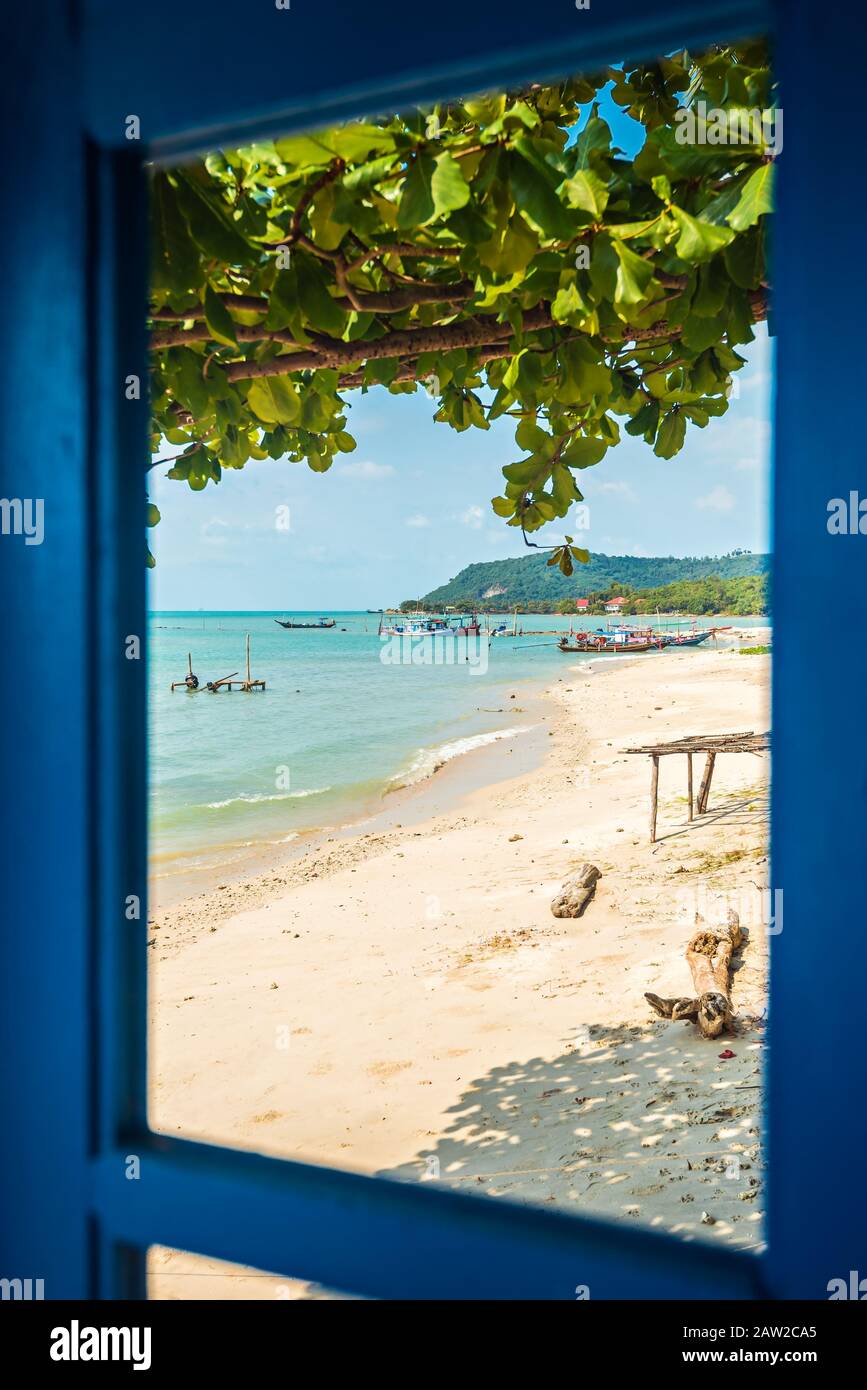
687, 752, 694, 821
649, 754, 660, 844
246, 633, 251, 685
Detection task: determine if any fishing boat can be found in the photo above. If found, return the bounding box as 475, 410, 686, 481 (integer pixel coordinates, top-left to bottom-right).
558, 633, 654, 654
274, 617, 336, 629
379, 612, 482, 637
665, 629, 713, 647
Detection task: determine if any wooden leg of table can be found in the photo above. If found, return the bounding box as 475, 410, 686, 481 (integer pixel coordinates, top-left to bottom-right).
697, 751, 717, 814
650, 754, 660, 844
687, 752, 693, 821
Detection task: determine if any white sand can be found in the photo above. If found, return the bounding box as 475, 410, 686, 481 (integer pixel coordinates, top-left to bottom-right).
148, 646, 770, 1299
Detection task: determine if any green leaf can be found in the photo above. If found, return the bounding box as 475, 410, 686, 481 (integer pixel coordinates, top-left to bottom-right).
146, 503, 161, 528
328, 124, 396, 161
551, 279, 589, 323
295, 253, 347, 336
724, 227, 764, 289
515, 418, 549, 452
396, 155, 435, 229
726, 163, 774, 231
559, 435, 608, 469
342, 152, 402, 193
274, 132, 335, 167
502, 455, 549, 488
654, 409, 687, 458
551, 462, 581, 510
572, 106, 612, 170
625, 400, 660, 438
563, 169, 609, 218
491, 495, 516, 517
508, 150, 575, 240
612, 241, 655, 306
203, 287, 238, 347
430, 152, 471, 215
672, 206, 735, 263
168, 349, 211, 418
174, 173, 251, 266
151, 173, 200, 295
265, 266, 310, 342
247, 377, 301, 425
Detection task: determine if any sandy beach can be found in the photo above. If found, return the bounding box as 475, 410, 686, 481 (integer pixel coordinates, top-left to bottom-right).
148, 642, 770, 1299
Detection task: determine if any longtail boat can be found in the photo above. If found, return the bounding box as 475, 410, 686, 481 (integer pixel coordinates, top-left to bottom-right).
558, 634, 654, 654
665, 629, 713, 646
274, 617, 336, 629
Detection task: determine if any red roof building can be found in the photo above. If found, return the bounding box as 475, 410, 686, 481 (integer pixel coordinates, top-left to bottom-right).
575, 598, 589, 610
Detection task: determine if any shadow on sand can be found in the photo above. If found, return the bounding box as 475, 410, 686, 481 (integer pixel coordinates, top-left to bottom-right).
379, 1017, 765, 1250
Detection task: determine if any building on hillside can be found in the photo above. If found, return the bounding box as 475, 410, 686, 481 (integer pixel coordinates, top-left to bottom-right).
605, 596, 625, 613
575, 598, 589, 613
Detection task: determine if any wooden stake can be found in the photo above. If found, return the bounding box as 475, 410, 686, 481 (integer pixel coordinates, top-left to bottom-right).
687, 752, 694, 821
697, 751, 717, 814
649, 753, 660, 843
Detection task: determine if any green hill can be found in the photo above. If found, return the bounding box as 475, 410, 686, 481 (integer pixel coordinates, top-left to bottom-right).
414, 551, 769, 612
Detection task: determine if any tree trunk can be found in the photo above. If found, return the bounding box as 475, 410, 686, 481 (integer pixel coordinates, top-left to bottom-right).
646, 910, 742, 1037
551, 863, 600, 918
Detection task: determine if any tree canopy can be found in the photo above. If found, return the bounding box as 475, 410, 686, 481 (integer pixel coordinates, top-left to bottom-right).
148, 41, 774, 568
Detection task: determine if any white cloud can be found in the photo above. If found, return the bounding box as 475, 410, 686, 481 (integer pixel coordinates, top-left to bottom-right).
695, 485, 736, 513
735, 455, 762, 472
460, 505, 485, 529
200, 517, 231, 545
599, 536, 651, 557
595, 480, 638, 503
335, 459, 395, 479
405, 513, 430, 528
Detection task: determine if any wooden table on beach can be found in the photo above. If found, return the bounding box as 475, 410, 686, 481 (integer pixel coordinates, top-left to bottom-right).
625, 730, 770, 843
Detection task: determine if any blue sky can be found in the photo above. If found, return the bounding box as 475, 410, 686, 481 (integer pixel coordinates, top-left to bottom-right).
148, 329, 771, 610
148, 88, 773, 611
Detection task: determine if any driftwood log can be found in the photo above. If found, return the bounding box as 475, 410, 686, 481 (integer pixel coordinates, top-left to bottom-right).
646, 909, 742, 1038
551, 863, 600, 919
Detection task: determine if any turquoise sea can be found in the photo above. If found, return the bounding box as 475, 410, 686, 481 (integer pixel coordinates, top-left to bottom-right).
149, 610, 770, 894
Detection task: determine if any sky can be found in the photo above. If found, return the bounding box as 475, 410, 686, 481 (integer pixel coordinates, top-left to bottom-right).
147, 86, 773, 612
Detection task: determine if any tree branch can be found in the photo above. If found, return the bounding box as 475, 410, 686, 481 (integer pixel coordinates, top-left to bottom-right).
222, 305, 555, 381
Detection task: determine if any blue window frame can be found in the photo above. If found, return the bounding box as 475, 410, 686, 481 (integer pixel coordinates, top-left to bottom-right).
2, 0, 865, 1299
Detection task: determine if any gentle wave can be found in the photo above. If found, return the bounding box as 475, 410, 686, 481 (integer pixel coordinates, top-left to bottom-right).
202, 787, 332, 810
399, 725, 534, 785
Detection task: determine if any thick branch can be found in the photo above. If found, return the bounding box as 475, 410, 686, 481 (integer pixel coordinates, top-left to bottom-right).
223, 304, 557, 381
337, 340, 516, 389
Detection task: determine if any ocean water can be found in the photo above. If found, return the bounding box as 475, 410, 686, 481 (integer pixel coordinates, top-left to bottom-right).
149, 610, 769, 892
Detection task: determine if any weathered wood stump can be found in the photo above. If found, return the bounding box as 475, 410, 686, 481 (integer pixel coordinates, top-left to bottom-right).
646, 909, 742, 1037
551, 863, 601, 919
